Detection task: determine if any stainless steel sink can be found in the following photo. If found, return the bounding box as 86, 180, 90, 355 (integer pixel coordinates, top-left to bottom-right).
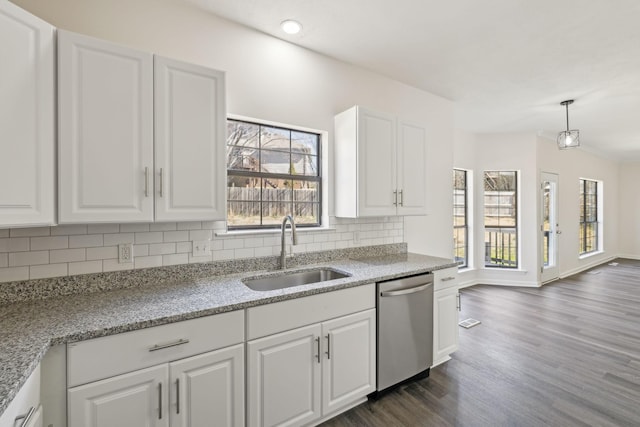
243, 268, 350, 292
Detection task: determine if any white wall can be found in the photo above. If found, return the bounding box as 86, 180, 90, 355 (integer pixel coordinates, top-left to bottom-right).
618, 162, 640, 259
1, 0, 454, 283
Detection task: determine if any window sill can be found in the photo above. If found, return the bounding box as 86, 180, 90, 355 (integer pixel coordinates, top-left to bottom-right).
482, 267, 529, 273
457, 267, 474, 274
215, 226, 336, 238
579, 250, 604, 260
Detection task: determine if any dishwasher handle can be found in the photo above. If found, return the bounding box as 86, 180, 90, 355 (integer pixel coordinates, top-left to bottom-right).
380, 283, 432, 297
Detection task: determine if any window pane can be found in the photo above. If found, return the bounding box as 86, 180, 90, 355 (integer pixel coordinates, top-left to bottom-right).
291, 131, 318, 156
291, 153, 318, 176
227, 176, 261, 226
227, 145, 259, 171
260, 149, 290, 174
294, 203, 319, 224
484, 170, 517, 268
579, 179, 599, 255
227, 121, 259, 148
261, 126, 290, 152
261, 179, 293, 224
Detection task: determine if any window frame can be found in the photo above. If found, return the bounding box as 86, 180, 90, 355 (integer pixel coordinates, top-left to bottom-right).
579, 178, 599, 255
483, 170, 519, 269
453, 169, 469, 268
226, 118, 323, 230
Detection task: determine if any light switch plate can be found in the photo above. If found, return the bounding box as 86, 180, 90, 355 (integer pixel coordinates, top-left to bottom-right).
192, 240, 211, 257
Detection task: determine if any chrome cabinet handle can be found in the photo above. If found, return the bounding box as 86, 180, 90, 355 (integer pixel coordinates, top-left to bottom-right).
380, 283, 431, 297
457, 293, 462, 311
158, 383, 162, 419
441, 276, 456, 282
315, 336, 321, 364
148, 338, 189, 352
14, 406, 35, 427
399, 189, 404, 206
159, 168, 164, 197
393, 190, 398, 206
325, 334, 331, 359
176, 378, 180, 414
144, 167, 150, 197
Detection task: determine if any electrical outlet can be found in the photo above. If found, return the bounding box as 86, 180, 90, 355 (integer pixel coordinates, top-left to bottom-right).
118, 243, 133, 264
192, 240, 211, 257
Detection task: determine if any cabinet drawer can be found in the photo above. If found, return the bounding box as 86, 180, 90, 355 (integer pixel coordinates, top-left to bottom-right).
67, 310, 244, 387
433, 267, 459, 291
247, 284, 375, 340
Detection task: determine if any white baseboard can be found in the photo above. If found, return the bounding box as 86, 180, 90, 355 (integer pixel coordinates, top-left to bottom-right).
458, 279, 539, 288
616, 254, 640, 261
560, 255, 617, 278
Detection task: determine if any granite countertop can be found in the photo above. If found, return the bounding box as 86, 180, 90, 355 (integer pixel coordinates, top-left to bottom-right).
0, 251, 456, 416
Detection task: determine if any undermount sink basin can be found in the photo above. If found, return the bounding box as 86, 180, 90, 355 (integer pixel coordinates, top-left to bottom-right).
243, 268, 350, 292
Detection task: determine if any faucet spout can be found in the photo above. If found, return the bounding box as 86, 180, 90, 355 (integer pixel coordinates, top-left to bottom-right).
280, 215, 298, 269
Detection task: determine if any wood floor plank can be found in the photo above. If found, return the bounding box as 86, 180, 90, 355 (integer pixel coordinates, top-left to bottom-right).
321, 258, 640, 427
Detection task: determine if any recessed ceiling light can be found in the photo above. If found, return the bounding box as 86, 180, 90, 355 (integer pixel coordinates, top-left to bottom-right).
281, 19, 302, 35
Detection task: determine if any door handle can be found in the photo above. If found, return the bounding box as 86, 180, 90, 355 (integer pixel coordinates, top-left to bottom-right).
380, 283, 432, 297
325, 334, 331, 359
159, 168, 164, 197
14, 407, 35, 427
144, 167, 150, 197
315, 336, 321, 364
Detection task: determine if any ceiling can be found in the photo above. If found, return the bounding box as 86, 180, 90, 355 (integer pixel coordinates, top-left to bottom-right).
187, 0, 640, 160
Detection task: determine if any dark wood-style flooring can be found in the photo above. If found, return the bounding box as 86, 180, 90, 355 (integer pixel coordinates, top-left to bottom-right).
322, 258, 640, 427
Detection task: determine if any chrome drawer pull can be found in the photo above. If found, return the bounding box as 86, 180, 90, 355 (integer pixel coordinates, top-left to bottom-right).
144, 167, 150, 197
441, 276, 456, 281
176, 378, 180, 414
315, 336, 321, 364
14, 407, 35, 427
158, 383, 162, 419
325, 334, 331, 360
148, 338, 190, 352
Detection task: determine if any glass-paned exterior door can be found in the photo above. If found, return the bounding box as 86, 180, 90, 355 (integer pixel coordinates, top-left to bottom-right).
541, 172, 559, 283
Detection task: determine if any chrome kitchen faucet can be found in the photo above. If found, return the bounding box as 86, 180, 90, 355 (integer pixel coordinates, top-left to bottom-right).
280, 215, 298, 269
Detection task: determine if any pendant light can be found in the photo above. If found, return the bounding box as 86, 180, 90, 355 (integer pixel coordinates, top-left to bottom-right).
557, 100, 580, 149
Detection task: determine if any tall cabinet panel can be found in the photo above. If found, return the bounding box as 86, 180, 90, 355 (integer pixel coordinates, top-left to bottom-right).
154, 56, 226, 221
397, 120, 428, 215
58, 30, 154, 223
0, 0, 55, 227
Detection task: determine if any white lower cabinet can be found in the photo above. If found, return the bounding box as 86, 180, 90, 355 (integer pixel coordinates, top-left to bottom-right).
247, 309, 376, 427
0, 365, 41, 427
433, 267, 460, 366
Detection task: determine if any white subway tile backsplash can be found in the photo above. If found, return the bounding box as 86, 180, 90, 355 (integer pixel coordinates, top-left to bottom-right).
0, 266, 28, 282
134, 256, 163, 269
135, 232, 163, 244
30, 263, 67, 280
0, 215, 403, 283
189, 230, 212, 241
69, 234, 104, 249
88, 224, 120, 234
51, 225, 87, 236
0, 238, 30, 253
149, 222, 177, 232
103, 233, 135, 246
103, 259, 133, 273
68, 260, 103, 276
86, 246, 118, 261
119, 223, 150, 233
177, 221, 202, 230
133, 245, 149, 257
50, 248, 86, 264
162, 253, 188, 266
164, 231, 189, 243
149, 243, 176, 256
9, 251, 49, 267
10, 227, 50, 237
30, 236, 68, 251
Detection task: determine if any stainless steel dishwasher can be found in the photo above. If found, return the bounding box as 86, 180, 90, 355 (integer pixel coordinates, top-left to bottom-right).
376, 273, 433, 393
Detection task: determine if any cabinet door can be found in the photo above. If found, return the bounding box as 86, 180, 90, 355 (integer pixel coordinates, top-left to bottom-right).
58, 30, 154, 223
321, 309, 376, 416
397, 120, 428, 215
247, 324, 322, 427
433, 287, 460, 366
357, 107, 397, 217
68, 364, 168, 427
154, 56, 226, 221
0, 0, 55, 227
169, 344, 244, 427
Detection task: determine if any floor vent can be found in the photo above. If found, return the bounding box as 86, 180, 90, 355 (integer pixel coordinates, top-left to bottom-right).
459, 318, 481, 329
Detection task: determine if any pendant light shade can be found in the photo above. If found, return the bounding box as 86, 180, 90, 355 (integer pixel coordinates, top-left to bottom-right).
557, 100, 580, 149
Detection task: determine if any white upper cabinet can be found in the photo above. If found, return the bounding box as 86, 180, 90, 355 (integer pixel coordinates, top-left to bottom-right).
58, 31, 227, 224
154, 56, 226, 221
58, 30, 154, 223
0, 0, 55, 227
334, 106, 428, 218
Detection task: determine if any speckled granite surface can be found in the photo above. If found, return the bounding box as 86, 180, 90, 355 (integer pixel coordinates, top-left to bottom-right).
0, 245, 456, 417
